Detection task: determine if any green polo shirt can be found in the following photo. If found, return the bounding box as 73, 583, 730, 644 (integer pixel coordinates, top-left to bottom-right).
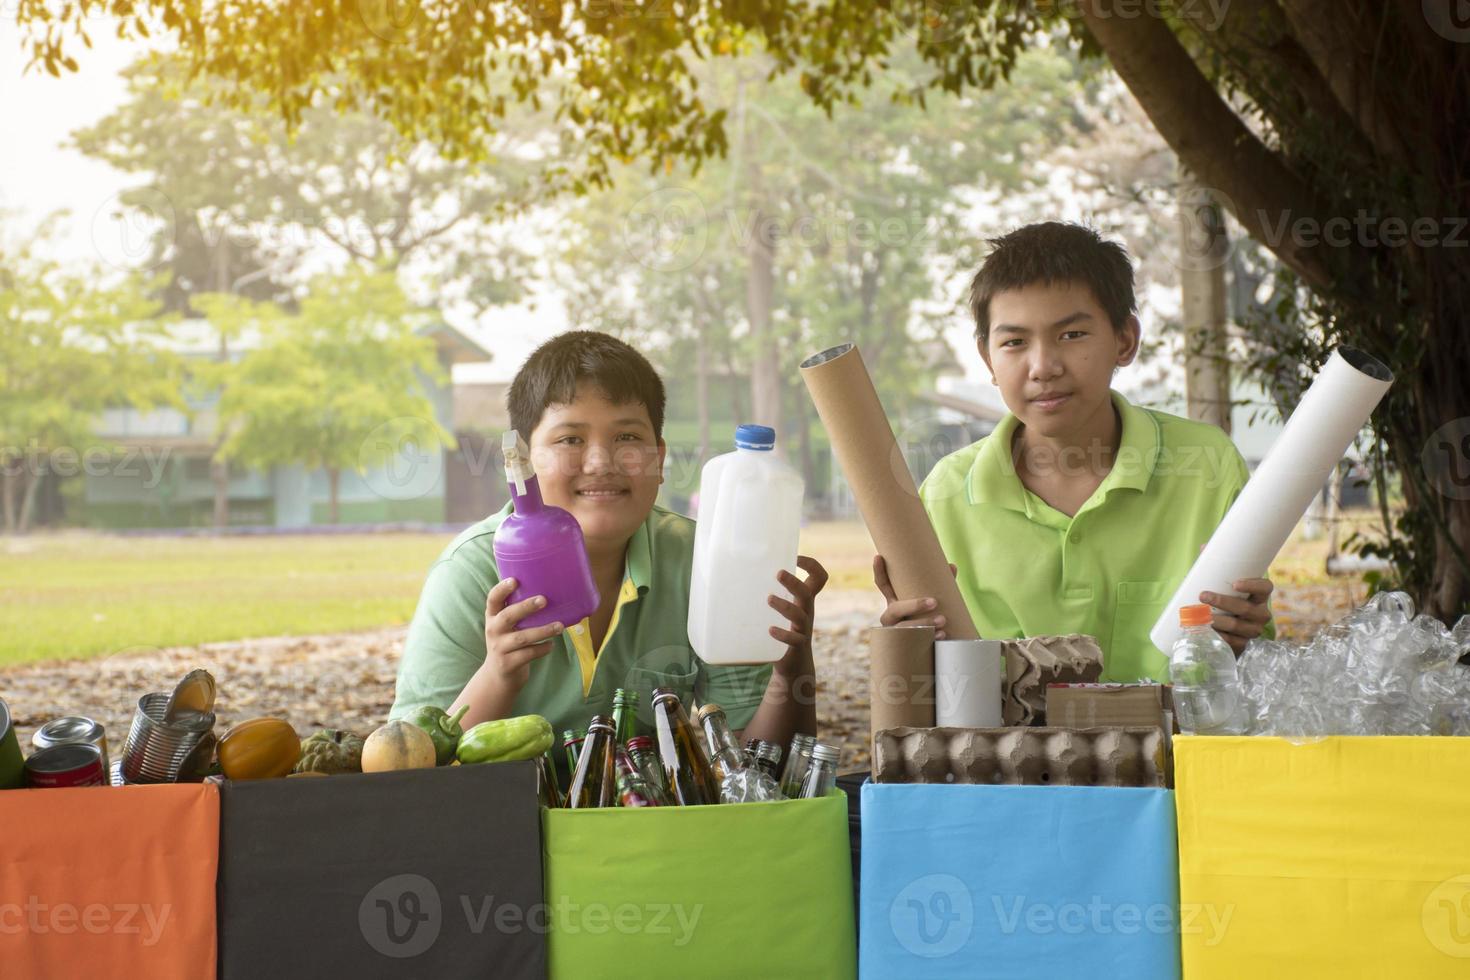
389, 503, 773, 746
920, 390, 1257, 682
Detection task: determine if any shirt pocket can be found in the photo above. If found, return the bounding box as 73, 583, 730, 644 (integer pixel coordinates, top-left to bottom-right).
622, 648, 701, 727
1108, 580, 1169, 683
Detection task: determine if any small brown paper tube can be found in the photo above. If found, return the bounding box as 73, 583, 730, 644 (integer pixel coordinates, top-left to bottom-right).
867, 625, 937, 747
801, 343, 978, 639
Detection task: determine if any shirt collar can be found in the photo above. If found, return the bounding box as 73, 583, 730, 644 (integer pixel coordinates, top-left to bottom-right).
967, 389, 1159, 510
626, 511, 653, 593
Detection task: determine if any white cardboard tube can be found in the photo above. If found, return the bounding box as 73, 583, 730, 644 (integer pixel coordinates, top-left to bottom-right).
1150, 347, 1393, 654
934, 639, 1004, 728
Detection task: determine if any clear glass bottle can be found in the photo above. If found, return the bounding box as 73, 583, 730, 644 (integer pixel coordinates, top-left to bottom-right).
1169, 604, 1247, 735
779, 733, 817, 799
744, 739, 784, 782
799, 743, 841, 799
693, 703, 746, 781
614, 747, 660, 807
568, 716, 616, 809
651, 688, 720, 806
627, 734, 674, 805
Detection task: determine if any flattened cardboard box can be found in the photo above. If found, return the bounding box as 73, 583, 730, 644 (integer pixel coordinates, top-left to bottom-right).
219, 762, 546, 980
1046, 683, 1174, 730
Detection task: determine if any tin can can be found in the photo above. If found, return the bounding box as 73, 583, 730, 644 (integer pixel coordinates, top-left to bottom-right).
25, 742, 106, 788
32, 716, 109, 773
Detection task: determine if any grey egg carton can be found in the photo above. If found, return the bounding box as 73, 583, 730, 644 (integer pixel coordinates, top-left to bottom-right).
1004, 634, 1105, 726
873, 725, 1168, 788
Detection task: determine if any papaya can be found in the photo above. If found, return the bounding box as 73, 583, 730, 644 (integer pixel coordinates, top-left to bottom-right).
294, 729, 365, 774
218, 718, 301, 780
361, 720, 436, 772
456, 715, 554, 765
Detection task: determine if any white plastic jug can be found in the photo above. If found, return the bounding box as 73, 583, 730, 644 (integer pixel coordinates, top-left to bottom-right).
688, 424, 805, 665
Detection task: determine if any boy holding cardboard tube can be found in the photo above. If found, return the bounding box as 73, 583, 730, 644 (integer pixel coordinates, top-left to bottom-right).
875, 222, 1273, 681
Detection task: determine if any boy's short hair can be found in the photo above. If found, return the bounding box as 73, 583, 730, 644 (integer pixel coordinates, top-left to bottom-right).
507, 330, 666, 442
967, 222, 1137, 346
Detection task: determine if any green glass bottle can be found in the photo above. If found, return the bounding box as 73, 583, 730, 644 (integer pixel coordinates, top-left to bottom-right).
610, 688, 640, 748
562, 728, 586, 777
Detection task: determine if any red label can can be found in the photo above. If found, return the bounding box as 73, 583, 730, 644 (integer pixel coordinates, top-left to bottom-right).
25, 742, 106, 788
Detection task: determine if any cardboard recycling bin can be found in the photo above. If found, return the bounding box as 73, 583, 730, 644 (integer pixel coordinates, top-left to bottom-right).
1176, 735, 1470, 979
542, 791, 857, 978
0, 782, 221, 980
859, 782, 1181, 979
218, 761, 546, 980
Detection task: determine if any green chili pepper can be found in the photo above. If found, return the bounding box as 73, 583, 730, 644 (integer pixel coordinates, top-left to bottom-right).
406, 705, 470, 766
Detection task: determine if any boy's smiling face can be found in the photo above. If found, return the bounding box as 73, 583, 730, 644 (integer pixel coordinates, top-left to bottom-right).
528, 381, 666, 552
982, 280, 1140, 442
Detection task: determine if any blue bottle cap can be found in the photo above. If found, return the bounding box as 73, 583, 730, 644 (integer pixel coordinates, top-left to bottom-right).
734, 424, 776, 451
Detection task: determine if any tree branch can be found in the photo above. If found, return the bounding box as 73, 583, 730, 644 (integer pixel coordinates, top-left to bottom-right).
1078, 0, 1344, 293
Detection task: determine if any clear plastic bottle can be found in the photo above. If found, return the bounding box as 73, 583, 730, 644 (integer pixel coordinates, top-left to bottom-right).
687, 424, 805, 665
1169, 604, 1248, 735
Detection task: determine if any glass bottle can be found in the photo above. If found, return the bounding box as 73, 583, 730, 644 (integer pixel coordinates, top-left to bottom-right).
744, 739, 784, 782
568, 716, 616, 809
627, 734, 674, 805
614, 747, 660, 807
611, 688, 640, 748
692, 703, 746, 781
562, 728, 586, 777
650, 687, 720, 806
799, 743, 841, 799
779, 733, 817, 799
536, 750, 564, 808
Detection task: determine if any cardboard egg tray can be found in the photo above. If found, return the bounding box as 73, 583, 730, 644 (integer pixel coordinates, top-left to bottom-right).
1003, 634, 1105, 726
872, 725, 1169, 788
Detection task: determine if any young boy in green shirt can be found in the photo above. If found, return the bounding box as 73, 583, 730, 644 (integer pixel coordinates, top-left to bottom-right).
876, 222, 1273, 681
391, 331, 825, 755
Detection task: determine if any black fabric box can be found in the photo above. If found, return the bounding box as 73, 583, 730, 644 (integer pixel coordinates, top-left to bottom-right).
219, 761, 545, 979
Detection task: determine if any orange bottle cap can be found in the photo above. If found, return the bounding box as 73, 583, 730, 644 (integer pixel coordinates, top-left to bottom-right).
1178, 603, 1213, 627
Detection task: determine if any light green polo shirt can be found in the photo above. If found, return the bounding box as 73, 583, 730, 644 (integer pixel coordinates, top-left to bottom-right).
389, 503, 773, 750
920, 390, 1257, 682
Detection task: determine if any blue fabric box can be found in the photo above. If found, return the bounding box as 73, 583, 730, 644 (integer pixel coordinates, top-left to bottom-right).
859, 783, 1180, 980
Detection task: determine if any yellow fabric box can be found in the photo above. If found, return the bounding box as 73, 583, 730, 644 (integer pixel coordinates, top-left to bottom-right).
1175, 735, 1470, 978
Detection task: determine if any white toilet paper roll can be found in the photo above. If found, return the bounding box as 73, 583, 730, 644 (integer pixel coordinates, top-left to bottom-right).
1150, 347, 1393, 654
934, 639, 1004, 728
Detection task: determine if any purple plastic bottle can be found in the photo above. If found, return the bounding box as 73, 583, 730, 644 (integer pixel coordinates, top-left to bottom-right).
493, 432, 600, 630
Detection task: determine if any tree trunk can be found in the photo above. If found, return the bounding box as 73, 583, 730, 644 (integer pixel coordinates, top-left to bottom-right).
1177, 168, 1232, 434
695, 317, 711, 468
15, 463, 42, 535
212, 244, 232, 529
328, 467, 341, 524
745, 203, 781, 437
1, 465, 16, 533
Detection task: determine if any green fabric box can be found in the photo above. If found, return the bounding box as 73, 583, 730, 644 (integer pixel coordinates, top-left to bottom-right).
543, 792, 857, 978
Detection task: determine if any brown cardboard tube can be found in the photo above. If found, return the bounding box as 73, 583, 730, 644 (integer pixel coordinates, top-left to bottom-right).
867, 625, 937, 746
801, 343, 978, 638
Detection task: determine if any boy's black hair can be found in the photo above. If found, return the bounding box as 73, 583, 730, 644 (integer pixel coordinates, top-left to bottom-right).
967, 222, 1137, 347
507, 330, 666, 442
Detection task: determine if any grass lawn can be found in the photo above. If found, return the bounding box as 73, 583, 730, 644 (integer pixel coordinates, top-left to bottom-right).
0, 514, 1367, 666
0, 532, 452, 665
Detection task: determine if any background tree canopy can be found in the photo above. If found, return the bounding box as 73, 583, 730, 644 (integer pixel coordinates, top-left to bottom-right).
15, 1, 1470, 617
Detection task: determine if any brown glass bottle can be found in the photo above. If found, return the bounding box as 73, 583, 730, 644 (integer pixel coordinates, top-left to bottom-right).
567, 716, 616, 809
650, 688, 720, 806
